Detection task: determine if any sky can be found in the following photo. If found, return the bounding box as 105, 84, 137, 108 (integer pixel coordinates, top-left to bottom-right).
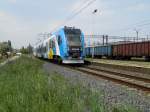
0, 0, 150, 48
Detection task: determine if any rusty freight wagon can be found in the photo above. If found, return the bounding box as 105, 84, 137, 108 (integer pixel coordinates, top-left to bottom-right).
112, 41, 150, 60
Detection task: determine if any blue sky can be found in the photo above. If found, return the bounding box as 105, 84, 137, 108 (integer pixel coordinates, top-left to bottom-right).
0, 0, 150, 48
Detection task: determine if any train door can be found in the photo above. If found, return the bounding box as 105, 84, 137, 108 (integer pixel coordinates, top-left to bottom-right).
57, 35, 62, 56
52, 36, 61, 57
52, 39, 56, 55
46, 42, 49, 59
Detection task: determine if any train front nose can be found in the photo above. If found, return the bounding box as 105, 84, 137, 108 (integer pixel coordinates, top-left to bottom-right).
63, 46, 84, 64
68, 46, 82, 59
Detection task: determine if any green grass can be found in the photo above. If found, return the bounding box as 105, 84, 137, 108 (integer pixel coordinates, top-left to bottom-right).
0, 57, 6, 63
0, 56, 139, 112
112, 104, 140, 112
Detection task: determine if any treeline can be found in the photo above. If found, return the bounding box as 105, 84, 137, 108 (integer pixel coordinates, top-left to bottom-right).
20, 44, 33, 54
0, 40, 12, 56
0, 40, 33, 58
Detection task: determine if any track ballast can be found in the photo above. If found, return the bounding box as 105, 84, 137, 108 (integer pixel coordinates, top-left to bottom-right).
72, 64, 150, 93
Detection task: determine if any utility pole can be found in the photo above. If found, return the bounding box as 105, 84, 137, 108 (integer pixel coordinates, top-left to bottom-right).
134, 29, 140, 41
106, 35, 108, 45
102, 35, 105, 45
92, 9, 98, 58
147, 35, 149, 41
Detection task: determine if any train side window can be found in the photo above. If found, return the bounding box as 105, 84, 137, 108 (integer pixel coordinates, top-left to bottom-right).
44, 46, 46, 52
46, 42, 48, 51
58, 35, 62, 45
52, 40, 55, 48
49, 40, 52, 48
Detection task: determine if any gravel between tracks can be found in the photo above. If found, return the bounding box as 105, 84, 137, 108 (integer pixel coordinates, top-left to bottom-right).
43, 62, 150, 112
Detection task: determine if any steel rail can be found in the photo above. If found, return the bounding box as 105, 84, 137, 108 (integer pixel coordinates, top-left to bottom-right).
75, 67, 150, 93
86, 66, 150, 83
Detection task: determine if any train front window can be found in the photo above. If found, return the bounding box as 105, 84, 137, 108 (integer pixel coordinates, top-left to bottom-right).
65, 28, 81, 46
66, 34, 81, 46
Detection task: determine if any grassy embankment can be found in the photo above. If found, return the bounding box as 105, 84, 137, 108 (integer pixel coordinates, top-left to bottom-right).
0, 56, 139, 112
0, 57, 7, 63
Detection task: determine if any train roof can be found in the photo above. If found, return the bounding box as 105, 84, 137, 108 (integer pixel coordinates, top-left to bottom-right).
35, 26, 82, 48
52, 26, 81, 35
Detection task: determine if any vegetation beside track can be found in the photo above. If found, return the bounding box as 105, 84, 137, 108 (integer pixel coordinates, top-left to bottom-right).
0, 57, 8, 63
0, 56, 139, 112
0, 58, 4, 63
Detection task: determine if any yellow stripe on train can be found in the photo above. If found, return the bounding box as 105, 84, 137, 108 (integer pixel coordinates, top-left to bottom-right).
48, 48, 53, 59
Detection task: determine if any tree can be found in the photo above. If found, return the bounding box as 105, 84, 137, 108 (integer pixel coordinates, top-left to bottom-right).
27, 44, 33, 54
20, 47, 29, 54
20, 44, 33, 54
7, 40, 12, 52
0, 42, 9, 55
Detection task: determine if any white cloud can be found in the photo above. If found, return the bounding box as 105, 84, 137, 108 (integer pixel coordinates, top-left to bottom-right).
0, 11, 62, 48
0, 11, 41, 48
127, 3, 150, 12
0, 12, 5, 17
9, 0, 17, 4
66, 0, 117, 35
1, 0, 149, 48
0, 0, 119, 48
0, 11, 17, 32
67, 0, 150, 37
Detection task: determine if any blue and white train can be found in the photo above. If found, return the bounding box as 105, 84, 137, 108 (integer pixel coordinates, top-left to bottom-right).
33, 26, 85, 64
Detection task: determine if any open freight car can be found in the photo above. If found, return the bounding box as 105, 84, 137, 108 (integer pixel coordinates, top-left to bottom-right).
85, 41, 150, 60
112, 41, 150, 60
85, 45, 112, 58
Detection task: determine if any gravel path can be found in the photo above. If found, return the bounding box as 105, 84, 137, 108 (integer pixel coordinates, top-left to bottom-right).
43, 62, 150, 112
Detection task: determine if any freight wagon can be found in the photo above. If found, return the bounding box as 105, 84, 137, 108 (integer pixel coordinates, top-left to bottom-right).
94, 45, 112, 58
113, 41, 150, 60
85, 47, 92, 57
85, 45, 112, 58
85, 41, 150, 60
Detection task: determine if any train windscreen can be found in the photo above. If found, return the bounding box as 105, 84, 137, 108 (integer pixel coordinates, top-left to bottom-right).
64, 28, 81, 46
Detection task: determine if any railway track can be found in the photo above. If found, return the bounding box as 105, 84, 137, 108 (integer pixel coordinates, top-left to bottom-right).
43, 59, 150, 93
72, 65, 150, 93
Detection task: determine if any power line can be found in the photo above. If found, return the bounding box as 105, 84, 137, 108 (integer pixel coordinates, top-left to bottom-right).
64, 0, 96, 23
36, 0, 96, 45
70, 0, 90, 14
137, 22, 150, 27
50, 0, 96, 33
109, 19, 150, 34
129, 19, 150, 26
51, 0, 96, 32
118, 20, 150, 32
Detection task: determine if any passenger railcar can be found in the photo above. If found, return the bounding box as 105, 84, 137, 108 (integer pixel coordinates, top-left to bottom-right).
34, 26, 85, 64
